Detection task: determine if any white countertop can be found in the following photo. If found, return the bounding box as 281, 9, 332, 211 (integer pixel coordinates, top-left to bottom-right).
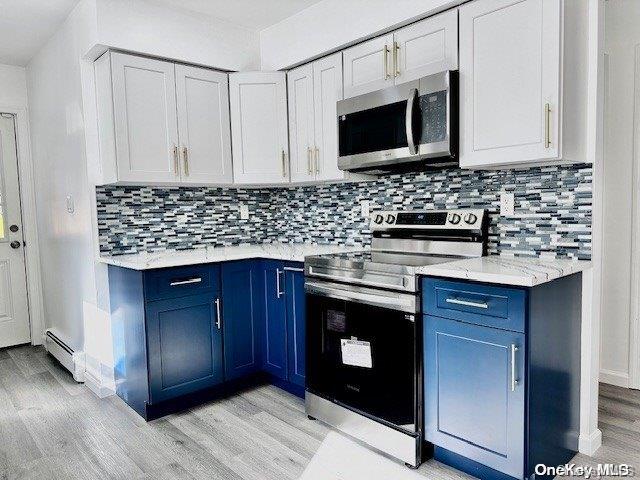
99, 243, 367, 270
415, 256, 591, 287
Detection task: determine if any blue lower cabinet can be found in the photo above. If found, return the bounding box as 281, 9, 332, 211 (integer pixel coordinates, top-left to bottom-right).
285, 265, 306, 387
221, 261, 261, 381
146, 293, 224, 403
261, 260, 288, 379
424, 314, 525, 479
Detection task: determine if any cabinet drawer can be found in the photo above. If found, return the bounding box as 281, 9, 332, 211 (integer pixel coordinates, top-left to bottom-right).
145, 264, 220, 301
422, 278, 526, 333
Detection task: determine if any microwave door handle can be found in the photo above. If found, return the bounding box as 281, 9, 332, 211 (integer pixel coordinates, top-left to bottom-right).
405, 88, 418, 155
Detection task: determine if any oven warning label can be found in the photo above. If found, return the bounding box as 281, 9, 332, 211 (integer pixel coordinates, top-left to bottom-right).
341, 339, 372, 368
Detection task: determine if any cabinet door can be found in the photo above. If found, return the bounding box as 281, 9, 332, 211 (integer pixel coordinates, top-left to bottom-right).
394, 9, 458, 84
313, 53, 345, 181
229, 72, 290, 184
221, 261, 261, 381
260, 261, 288, 379
285, 265, 306, 387
424, 315, 525, 478
343, 34, 394, 98
110, 52, 180, 183
175, 65, 232, 184
146, 293, 223, 403
287, 64, 315, 182
459, 0, 561, 168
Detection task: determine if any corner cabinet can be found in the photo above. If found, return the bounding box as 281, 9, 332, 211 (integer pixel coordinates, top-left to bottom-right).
95, 51, 233, 185
229, 72, 290, 185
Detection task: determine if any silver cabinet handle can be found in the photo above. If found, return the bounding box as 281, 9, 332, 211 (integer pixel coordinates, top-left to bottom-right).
511, 344, 519, 391
445, 298, 488, 309
544, 103, 551, 148
405, 88, 418, 155
383, 44, 390, 80
276, 268, 284, 298
182, 146, 189, 176
314, 146, 319, 174
393, 41, 400, 77
172, 144, 179, 175
281, 150, 287, 178
307, 146, 313, 174
283, 267, 304, 272
215, 298, 222, 330
170, 277, 202, 286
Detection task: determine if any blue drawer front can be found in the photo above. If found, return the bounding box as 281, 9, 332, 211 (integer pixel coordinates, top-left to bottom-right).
422, 278, 526, 333
145, 264, 220, 301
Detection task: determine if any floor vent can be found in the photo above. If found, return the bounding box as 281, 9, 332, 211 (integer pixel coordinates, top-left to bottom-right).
44, 329, 85, 382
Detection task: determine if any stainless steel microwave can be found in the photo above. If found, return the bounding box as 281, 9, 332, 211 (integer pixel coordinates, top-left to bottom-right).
337, 70, 457, 173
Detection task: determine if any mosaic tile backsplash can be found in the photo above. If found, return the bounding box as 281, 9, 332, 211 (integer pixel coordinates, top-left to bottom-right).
96, 164, 592, 260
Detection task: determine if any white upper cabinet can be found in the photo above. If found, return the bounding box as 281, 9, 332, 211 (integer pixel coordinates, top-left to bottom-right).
109, 52, 180, 183
313, 53, 344, 181
229, 72, 290, 184
459, 0, 561, 168
175, 65, 233, 184
287, 64, 315, 182
394, 9, 458, 84
343, 34, 394, 98
95, 51, 233, 185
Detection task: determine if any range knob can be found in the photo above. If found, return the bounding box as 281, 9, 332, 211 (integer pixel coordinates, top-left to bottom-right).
385, 214, 396, 224
464, 213, 478, 225
373, 214, 384, 224
448, 213, 461, 225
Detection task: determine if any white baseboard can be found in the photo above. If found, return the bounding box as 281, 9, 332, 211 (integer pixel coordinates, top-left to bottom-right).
83, 353, 115, 398
600, 369, 630, 388
578, 428, 603, 456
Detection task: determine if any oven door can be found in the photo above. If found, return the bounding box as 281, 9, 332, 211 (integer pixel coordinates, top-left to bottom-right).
305, 279, 419, 434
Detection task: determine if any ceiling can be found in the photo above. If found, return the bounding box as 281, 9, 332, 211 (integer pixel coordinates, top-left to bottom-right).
150, 0, 324, 30
0, 0, 80, 66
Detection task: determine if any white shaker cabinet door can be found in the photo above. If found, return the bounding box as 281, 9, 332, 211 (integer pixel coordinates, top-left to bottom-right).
229, 72, 290, 184
110, 52, 180, 183
394, 9, 458, 84
313, 53, 344, 181
459, 0, 561, 168
343, 34, 394, 99
287, 64, 315, 182
175, 65, 233, 184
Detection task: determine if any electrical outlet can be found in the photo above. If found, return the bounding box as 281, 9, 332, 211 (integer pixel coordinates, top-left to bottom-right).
66, 195, 75, 214
500, 192, 515, 216
360, 200, 370, 218
239, 204, 249, 220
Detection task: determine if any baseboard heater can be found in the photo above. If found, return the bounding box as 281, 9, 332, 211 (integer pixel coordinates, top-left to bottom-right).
44, 329, 84, 382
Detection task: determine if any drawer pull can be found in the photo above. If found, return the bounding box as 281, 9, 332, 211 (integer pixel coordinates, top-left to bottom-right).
445, 298, 488, 309
169, 277, 202, 286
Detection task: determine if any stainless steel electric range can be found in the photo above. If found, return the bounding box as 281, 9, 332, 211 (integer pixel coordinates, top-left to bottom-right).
304, 208, 488, 467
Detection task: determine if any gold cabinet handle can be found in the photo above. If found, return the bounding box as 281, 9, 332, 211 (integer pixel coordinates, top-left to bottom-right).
383, 45, 390, 80
393, 41, 400, 77
182, 146, 189, 176
545, 103, 551, 148
307, 146, 313, 175
314, 147, 320, 174
281, 149, 287, 178
172, 144, 179, 175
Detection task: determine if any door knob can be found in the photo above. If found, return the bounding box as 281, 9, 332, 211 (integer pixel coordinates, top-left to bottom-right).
9, 225, 18, 233
10, 241, 20, 249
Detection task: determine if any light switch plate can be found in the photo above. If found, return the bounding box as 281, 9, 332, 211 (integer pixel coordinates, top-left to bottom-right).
239, 204, 249, 220
500, 192, 515, 216
360, 200, 370, 218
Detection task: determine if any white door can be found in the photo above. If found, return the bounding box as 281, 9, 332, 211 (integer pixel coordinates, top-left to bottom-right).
394, 9, 459, 84
176, 65, 233, 184
287, 64, 315, 182
343, 34, 394, 98
459, 0, 561, 168
229, 72, 290, 184
111, 52, 180, 183
0, 115, 29, 348
313, 53, 344, 181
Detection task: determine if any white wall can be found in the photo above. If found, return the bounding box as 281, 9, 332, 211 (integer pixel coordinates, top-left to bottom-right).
0, 64, 28, 107
599, 0, 640, 388
259, 0, 463, 70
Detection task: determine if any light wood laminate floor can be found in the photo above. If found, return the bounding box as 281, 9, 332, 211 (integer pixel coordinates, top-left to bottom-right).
1, 345, 638, 479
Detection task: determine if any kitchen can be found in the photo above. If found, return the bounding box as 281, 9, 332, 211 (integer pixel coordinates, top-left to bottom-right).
0, 0, 636, 479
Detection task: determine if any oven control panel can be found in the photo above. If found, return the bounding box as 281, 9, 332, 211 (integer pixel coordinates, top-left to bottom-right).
370, 209, 486, 230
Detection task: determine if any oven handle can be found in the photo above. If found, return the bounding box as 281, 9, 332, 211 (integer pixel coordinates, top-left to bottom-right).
307, 266, 408, 290
405, 87, 419, 155
305, 280, 416, 314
